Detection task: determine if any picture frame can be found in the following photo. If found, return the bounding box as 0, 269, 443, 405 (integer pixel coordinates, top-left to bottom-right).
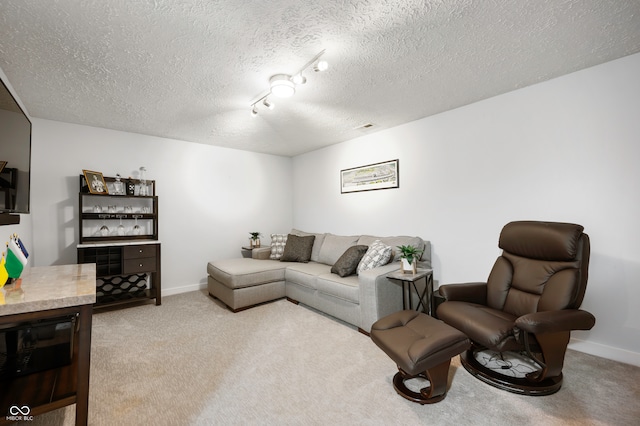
83, 169, 109, 195
0, 161, 6, 174
341, 159, 399, 193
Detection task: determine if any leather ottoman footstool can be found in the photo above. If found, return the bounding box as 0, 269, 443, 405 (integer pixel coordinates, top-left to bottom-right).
371, 310, 470, 404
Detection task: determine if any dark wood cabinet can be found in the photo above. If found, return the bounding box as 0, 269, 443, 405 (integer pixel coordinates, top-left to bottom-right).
0, 265, 95, 426
77, 175, 161, 309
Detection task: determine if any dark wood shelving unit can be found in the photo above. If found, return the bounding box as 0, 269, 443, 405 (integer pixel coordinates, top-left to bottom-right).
77, 175, 161, 310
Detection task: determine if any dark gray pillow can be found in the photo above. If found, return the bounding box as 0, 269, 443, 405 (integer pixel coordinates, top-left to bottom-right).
280, 234, 316, 263
331, 245, 369, 277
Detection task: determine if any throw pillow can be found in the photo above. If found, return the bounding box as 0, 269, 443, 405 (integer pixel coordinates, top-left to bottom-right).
269, 233, 288, 260
357, 240, 393, 274
290, 229, 326, 262
280, 234, 316, 263
331, 245, 369, 277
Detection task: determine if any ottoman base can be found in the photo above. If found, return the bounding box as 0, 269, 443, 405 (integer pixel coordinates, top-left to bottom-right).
393, 361, 451, 404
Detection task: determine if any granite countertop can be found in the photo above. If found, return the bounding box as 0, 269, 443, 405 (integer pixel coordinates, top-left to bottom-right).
0, 264, 96, 316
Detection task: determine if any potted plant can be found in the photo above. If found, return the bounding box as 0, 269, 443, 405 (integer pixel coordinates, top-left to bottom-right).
249, 232, 261, 248
397, 244, 423, 274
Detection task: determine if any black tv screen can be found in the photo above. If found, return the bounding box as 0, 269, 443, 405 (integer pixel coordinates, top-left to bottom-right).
0, 76, 31, 214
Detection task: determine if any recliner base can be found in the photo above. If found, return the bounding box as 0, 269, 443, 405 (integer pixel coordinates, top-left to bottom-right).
460, 349, 562, 396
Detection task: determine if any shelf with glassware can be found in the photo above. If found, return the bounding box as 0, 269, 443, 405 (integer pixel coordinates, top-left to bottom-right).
77, 174, 161, 309
78, 174, 158, 243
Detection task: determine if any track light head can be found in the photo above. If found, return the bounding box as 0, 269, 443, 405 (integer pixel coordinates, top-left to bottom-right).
251, 105, 258, 117
292, 73, 307, 85
263, 98, 274, 109
314, 60, 328, 72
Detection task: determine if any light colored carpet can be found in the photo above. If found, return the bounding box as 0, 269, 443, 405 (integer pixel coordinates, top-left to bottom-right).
30, 290, 640, 425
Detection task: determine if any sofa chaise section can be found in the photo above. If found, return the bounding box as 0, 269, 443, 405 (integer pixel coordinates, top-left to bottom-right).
207, 258, 289, 312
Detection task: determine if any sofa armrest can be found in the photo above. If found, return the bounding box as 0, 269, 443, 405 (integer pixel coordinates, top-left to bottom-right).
252, 247, 272, 260
358, 262, 405, 333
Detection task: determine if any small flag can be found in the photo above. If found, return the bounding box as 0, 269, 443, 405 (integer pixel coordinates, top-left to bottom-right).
5, 245, 24, 278
15, 235, 29, 259
8, 238, 27, 266
0, 254, 8, 289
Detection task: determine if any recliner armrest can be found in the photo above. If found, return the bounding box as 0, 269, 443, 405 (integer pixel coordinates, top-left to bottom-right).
438, 282, 487, 305
516, 309, 596, 334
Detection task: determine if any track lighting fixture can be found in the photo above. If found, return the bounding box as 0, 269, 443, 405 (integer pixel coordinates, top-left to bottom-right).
249, 49, 328, 117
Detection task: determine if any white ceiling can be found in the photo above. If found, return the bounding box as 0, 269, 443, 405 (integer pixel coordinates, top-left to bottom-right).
1, 0, 640, 157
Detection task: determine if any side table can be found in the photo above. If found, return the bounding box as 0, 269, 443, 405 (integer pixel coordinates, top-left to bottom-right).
386, 268, 434, 316
241, 246, 253, 258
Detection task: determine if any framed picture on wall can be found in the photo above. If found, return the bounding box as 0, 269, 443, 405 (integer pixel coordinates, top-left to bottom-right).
83, 169, 109, 194
340, 159, 399, 193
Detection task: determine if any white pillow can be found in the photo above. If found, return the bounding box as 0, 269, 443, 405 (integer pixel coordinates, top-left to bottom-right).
357, 240, 392, 274
270, 233, 288, 260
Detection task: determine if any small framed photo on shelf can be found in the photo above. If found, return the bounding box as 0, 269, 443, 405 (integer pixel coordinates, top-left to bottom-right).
83, 169, 109, 195
0, 161, 7, 173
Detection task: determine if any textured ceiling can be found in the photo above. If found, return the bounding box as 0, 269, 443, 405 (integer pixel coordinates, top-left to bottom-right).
1, 0, 640, 157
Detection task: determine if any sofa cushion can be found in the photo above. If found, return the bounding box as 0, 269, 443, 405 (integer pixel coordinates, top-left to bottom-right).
331, 245, 369, 277
280, 234, 315, 263
270, 233, 288, 260
357, 240, 393, 274
316, 273, 360, 304
290, 229, 326, 263
284, 262, 331, 290
207, 258, 287, 289
318, 234, 359, 265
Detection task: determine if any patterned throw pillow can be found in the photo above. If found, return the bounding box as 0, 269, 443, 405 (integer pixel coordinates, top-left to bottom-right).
357, 240, 392, 274
270, 233, 288, 260
331, 245, 369, 277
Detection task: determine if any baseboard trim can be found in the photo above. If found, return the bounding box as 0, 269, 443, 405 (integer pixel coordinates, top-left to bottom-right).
162, 282, 207, 297
569, 337, 640, 367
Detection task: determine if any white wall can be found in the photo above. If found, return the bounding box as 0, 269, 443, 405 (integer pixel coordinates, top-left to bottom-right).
292, 53, 640, 366
30, 119, 293, 295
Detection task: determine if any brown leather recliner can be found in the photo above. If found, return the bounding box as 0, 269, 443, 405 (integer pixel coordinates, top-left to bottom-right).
436, 221, 595, 395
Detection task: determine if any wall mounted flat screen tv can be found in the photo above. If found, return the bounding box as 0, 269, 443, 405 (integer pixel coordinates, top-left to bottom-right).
0, 76, 31, 214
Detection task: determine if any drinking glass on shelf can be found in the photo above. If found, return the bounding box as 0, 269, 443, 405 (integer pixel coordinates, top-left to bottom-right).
139, 166, 148, 196
100, 216, 109, 236
117, 216, 125, 236
133, 216, 141, 235
125, 205, 133, 213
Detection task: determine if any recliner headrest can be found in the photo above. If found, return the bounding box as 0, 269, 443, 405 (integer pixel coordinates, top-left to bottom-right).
499, 221, 584, 261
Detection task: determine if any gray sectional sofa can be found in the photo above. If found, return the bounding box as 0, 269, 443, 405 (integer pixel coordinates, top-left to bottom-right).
207, 230, 431, 334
